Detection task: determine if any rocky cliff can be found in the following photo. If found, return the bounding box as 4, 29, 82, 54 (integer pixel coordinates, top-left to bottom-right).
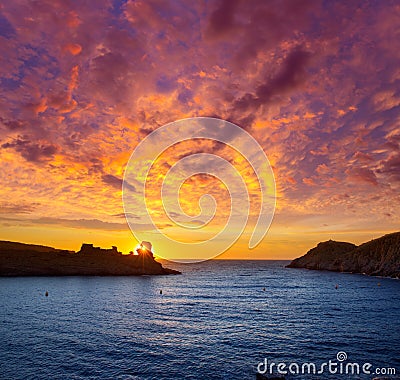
286, 232, 400, 278
0, 241, 180, 276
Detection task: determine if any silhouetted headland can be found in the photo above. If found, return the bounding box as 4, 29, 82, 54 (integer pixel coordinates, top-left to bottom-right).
0, 240, 180, 276
286, 232, 400, 278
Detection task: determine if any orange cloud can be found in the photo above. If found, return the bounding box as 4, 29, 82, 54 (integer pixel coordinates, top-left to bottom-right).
0, 0, 399, 259
64, 43, 82, 56
302, 178, 317, 186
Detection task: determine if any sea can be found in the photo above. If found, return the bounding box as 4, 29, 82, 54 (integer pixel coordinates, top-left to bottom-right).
0, 260, 399, 380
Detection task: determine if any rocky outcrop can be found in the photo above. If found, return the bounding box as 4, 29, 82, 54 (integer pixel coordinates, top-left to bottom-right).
0, 241, 180, 276
286, 240, 356, 271
286, 232, 400, 278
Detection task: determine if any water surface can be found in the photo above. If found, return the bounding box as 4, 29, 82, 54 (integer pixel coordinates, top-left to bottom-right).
1, 260, 399, 379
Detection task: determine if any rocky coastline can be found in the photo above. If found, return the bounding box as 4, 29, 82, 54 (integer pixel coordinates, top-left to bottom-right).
286, 232, 400, 279
0, 241, 180, 276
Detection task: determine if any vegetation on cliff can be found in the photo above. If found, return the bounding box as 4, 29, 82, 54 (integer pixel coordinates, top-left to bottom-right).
286, 232, 400, 278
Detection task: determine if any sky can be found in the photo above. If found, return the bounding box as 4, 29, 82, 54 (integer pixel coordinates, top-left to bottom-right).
0, 0, 399, 259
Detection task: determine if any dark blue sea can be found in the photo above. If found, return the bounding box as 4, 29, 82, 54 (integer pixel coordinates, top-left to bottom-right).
1, 261, 399, 379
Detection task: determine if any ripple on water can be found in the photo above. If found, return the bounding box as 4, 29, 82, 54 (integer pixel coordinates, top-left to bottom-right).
0, 261, 399, 379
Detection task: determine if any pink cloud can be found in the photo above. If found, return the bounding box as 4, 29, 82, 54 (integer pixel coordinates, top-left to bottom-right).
0, 0, 399, 247
345, 167, 379, 186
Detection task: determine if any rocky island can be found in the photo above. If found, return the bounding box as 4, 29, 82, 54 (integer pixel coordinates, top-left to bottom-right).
286, 231, 400, 278
0, 240, 180, 276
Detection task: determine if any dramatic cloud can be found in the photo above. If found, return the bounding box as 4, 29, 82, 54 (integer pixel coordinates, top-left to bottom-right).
0, 0, 399, 257
233, 48, 312, 113
102, 174, 136, 192
206, 0, 240, 38
102, 174, 124, 190
0, 202, 39, 214
2, 138, 58, 162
